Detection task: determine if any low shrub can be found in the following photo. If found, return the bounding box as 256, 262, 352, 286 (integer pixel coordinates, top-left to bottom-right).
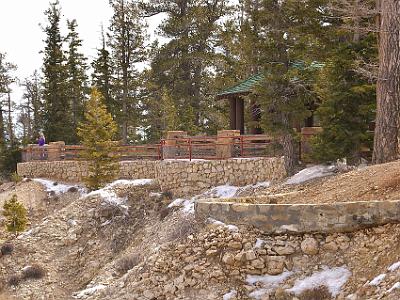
11, 172, 22, 184
116, 254, 140, 274
1, 243, 14, 255
161, 191, 173, 200
298, 286, 332, 300
21, 265, 45, 280
8, 275, 21, 287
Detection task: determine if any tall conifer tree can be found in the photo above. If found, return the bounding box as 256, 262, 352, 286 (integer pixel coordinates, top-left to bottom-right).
108, 0, 147, 144
66, 19, 89, 143
41, 1, 71, 143
92, 26, 115, 117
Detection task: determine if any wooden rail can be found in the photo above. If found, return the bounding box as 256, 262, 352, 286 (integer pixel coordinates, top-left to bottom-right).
21, 134, 279, 162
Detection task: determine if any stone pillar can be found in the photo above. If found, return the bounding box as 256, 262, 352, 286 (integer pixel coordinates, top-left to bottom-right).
229, 97, 237, 130
47, 141, 65, 161
163, 131, 188, 159
216, 130, 240, 159
235, 97, 245, 134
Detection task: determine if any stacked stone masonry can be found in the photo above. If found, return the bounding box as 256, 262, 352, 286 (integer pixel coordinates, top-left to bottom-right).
17, 157, 286, 197
195, 199, 400, 234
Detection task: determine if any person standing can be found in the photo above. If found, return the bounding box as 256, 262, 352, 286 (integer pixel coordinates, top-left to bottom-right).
38, 133, 46, 159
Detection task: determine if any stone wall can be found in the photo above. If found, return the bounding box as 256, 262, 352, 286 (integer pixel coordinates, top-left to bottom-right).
17, 157, 286, 197
195, 199, 400, 234
155, 158, 286, 196
17, 160, 157, 182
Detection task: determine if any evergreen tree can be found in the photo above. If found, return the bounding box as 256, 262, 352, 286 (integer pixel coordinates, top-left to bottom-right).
0, 52, 20, 176
66, 19, 89, 143
91, 26, 115, 117
41, 1, 72, 143
311, 32, 376, 162
20, 70, 43, 144
77, 88, 119, 190
141, 0, 228, 136
161, 88, 178, 131
108, 0, 147, 144
2, 195, 28, 237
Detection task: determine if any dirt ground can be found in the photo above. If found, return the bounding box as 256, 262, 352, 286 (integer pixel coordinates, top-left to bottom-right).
237, 160, 400, 204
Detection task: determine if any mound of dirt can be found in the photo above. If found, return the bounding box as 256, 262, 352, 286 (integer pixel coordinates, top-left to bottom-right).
236, 160, 400, 204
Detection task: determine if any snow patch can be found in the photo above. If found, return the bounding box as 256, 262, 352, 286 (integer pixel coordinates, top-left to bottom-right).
33, 178, 83, 195
208, 218, 239, 232
86, 179, 153, 209
247, 271, 293, 287
388, 261, 400, 272
246, 271, 293, 298
223, 289, 237, 300
287, 266, 351, 297
388, 282, 400, 293
369, 273, 386, 286
107, 179, 154, 187
73, 284, 106, 299
249, 288, 268, 299
254, 238, 266, 249
285, 165, 336, 185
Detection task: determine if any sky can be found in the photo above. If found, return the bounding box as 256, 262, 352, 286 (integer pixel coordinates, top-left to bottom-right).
0, 0, 163, 103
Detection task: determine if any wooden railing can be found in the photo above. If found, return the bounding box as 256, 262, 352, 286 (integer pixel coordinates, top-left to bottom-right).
21, 134, 279, 162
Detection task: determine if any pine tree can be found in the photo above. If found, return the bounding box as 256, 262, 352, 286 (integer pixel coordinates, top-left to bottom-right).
108, 0, 147, 144
77, 88, 119, 190
141, 0, 228, 136
2, 194, 28, 237
41, 1, 72, 143
66, 19, 89, 143
20, 70, 43, 144
311, 28, 376, 163
161, 88, 178, 131
91, 26, 115, 117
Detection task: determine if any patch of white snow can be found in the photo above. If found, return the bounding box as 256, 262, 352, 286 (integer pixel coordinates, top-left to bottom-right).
249, 288, 268, 299
208, 218, 239, 232
254, 238, 266, 249
287, 266, 351, 297
388, 261, 400, 272
285, 165, 336, 185
223, 289, 237, 300
369, 273, 386, 286
33, 178, 83, 195
73, 284, 106, 299
388, 282, 400, 293
246, 271, 293, 287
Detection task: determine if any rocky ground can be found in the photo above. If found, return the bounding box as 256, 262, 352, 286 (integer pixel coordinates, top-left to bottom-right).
0, 162, 399, 299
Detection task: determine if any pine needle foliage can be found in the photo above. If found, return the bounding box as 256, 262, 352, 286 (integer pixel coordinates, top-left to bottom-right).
77, 88, 119, 190
2, 194, 28, 237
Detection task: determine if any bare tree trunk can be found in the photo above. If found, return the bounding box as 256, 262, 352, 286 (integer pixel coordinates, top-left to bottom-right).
7, 91, 14, 147
281, 131, 296, 176
372, 0, 400, 163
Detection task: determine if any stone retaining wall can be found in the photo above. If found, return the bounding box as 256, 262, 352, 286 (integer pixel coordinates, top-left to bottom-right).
17, 157, 286, 197
155, 158, 286, 196
195, 199, 400, 233
17, 161, 158, 182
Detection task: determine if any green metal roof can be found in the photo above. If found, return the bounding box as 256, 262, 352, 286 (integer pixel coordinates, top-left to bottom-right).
216, 61, 324, 99
216, 73, 264, 98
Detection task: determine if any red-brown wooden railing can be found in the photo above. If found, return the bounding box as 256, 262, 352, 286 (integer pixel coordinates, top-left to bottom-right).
21, 134, 280, 162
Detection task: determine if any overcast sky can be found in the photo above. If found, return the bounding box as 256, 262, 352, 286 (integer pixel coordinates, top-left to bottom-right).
0, 0, 164, 103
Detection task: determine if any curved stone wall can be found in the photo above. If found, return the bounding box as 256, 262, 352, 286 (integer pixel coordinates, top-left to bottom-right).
195, 199, 400, 233
17, 157, 286, 197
